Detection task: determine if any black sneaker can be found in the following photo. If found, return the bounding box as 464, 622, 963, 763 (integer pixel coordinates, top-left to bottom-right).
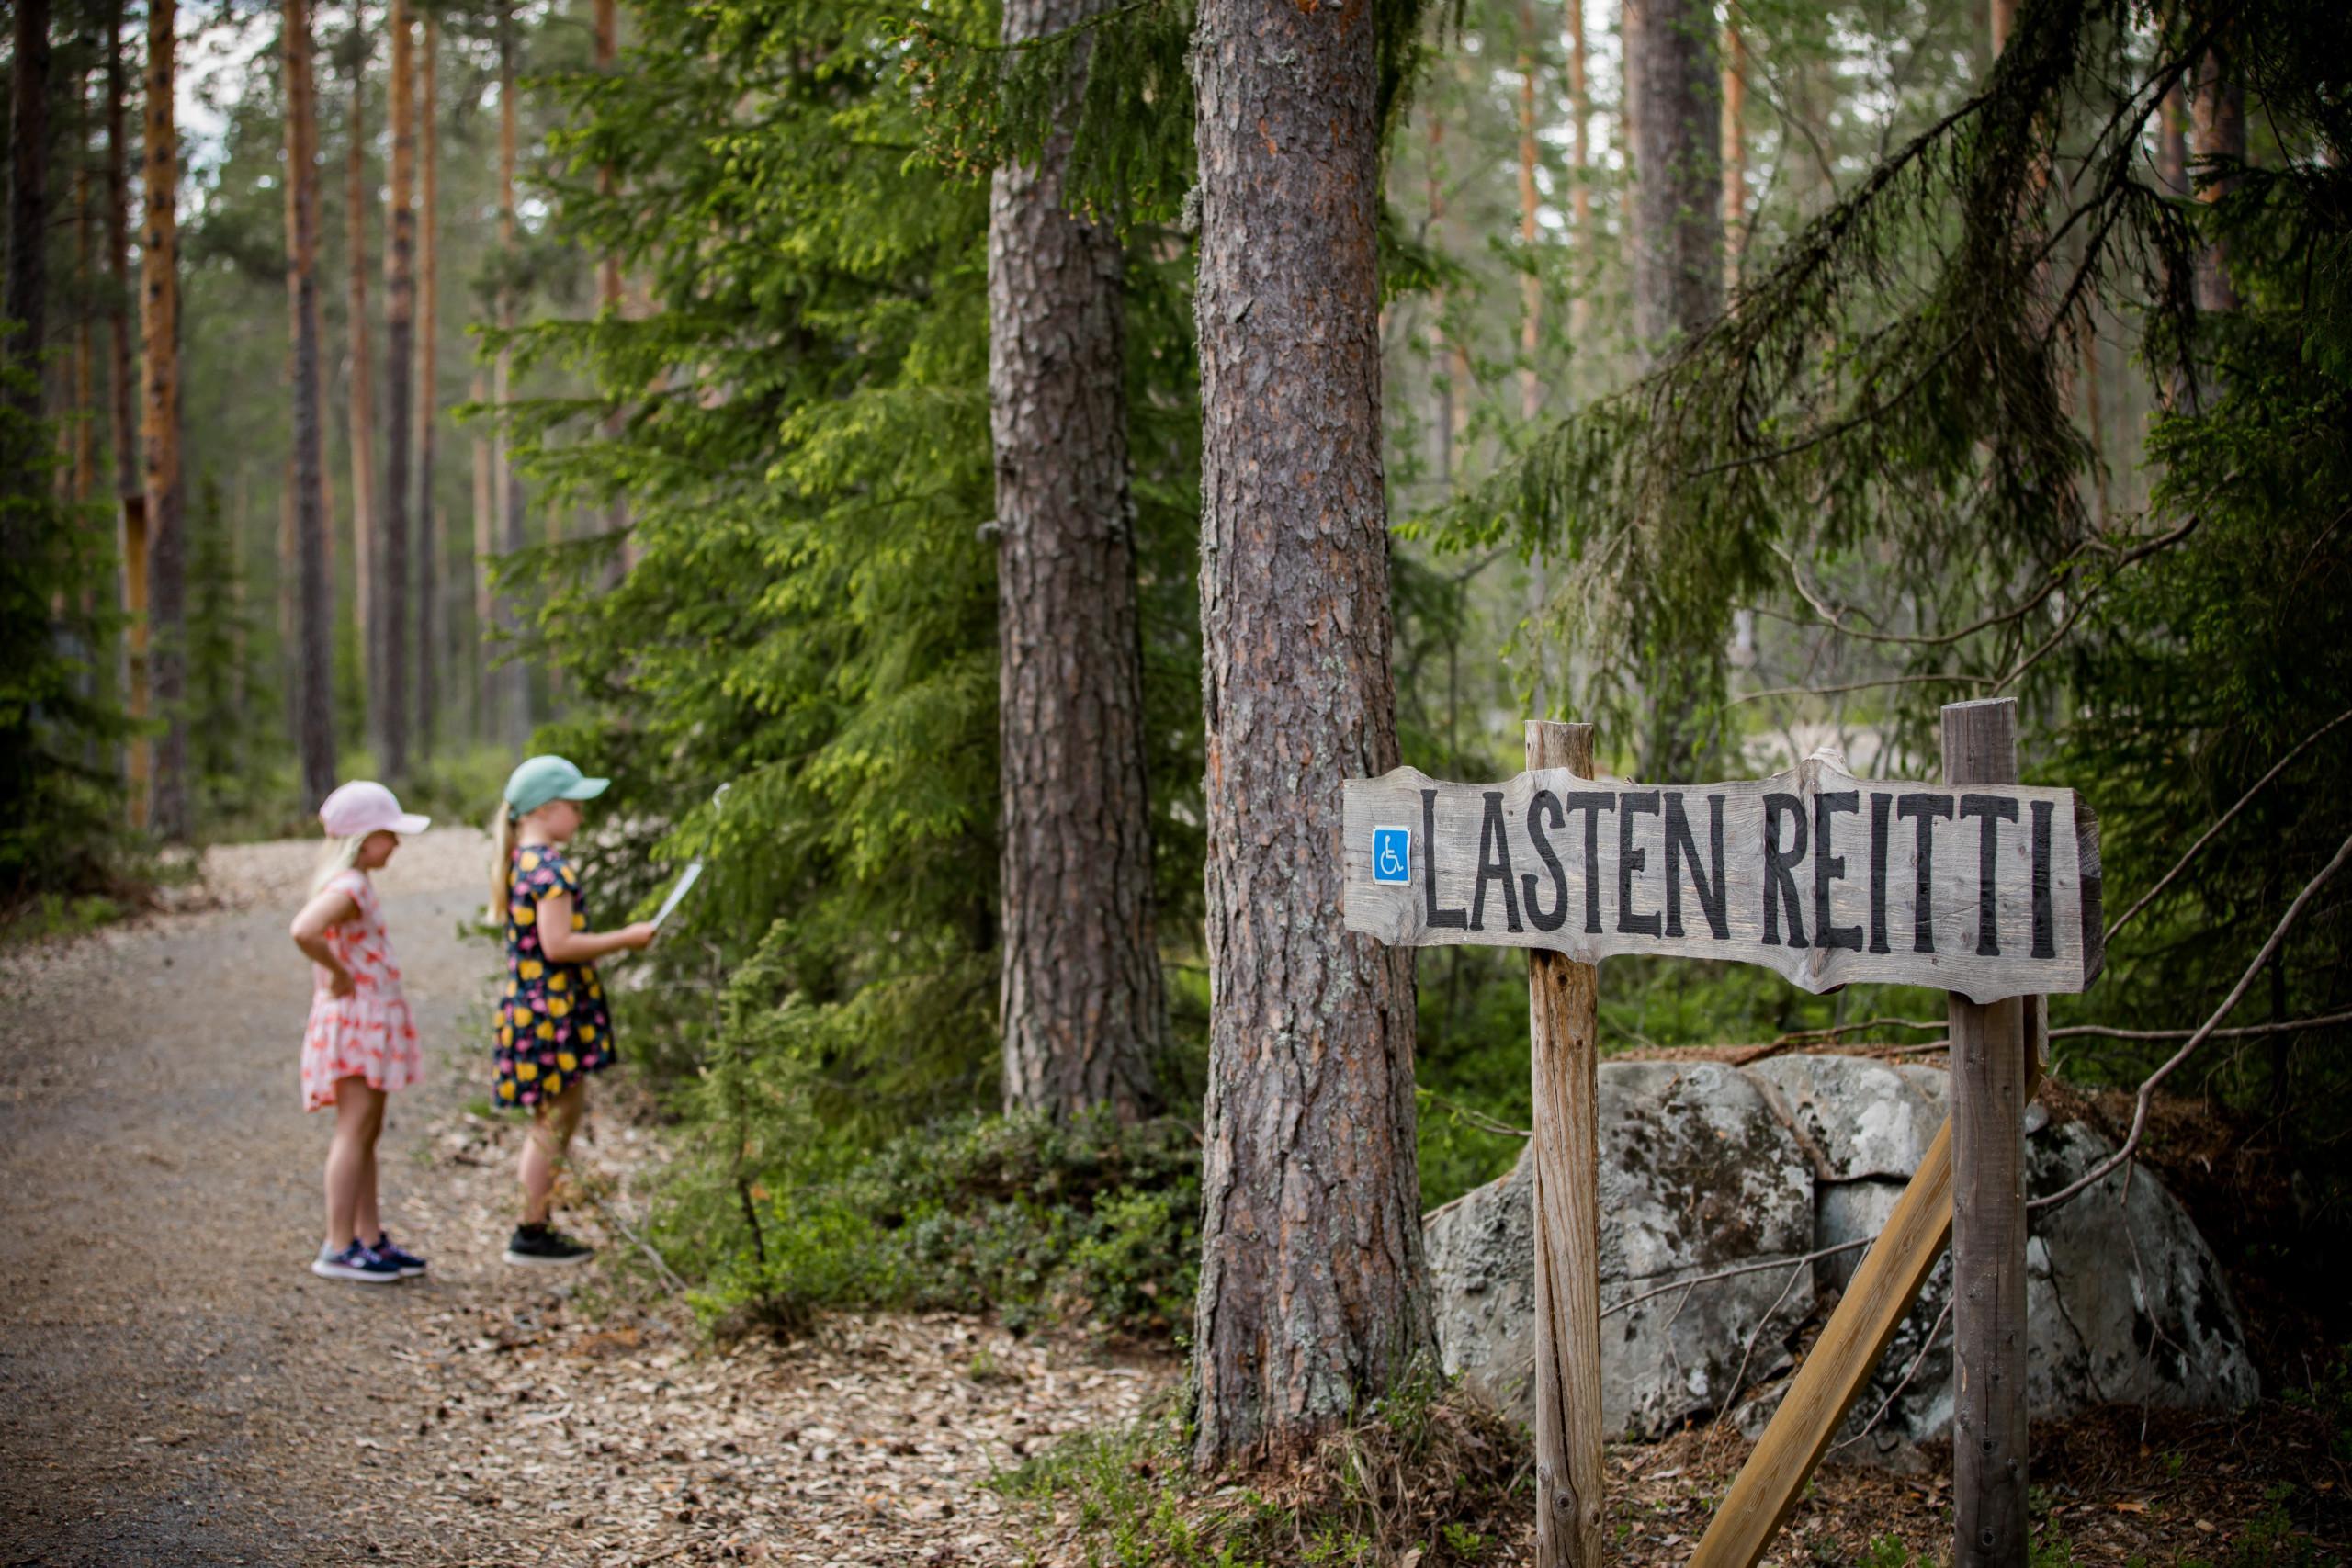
503, 1224, 594, 1267
312, 1239, 404, 1284
371, 1230, 428, 1278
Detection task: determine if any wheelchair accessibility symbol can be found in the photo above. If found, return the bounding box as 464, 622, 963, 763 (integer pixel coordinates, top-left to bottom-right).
1372, 826, 1411, 886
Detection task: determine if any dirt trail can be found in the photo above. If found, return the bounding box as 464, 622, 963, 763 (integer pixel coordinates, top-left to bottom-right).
1, 832, 1171, 1568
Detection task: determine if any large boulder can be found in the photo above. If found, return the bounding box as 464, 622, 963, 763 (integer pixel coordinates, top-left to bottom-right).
1422, 1055, 2259, 1461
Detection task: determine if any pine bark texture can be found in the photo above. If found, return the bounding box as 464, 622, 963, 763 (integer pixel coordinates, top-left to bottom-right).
345, 65, 379, 749
1565, 0, 1590, 341
415, 17, 438, 755
988, 0, 1167, 1123
141, 0, 190, 840
6, 0, 50, 434
594, 0, 626, 571
381, 0, 415, 780
285, 0, 338, 808
2190, 43, 2243, 313
1515, 0, 1541, 422
1720, 19, 1746, 293
1189, 0, 1432, 1470
99, 0, 135, 525
493, 3, 529, 745
1625, 0, 1721, 363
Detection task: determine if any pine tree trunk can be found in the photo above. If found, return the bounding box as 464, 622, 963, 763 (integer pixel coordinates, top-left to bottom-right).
345, 60, 380, 757
142, 0, 191, 841
1189, 0, 1431, 1470
379, 0, 414, 781
1626, 0, 1721, 364
2157, 79, 2188, 196
6, 0, 51, 482
104, 0, 136, 505
74, 80, 98, 510
471, 366, 492, 737
285, 0, 338, 807
1515, 0, 1541, 422
2190, 42, 2243, 313
594, 0, 627, 576
415, 15, 438, 758
1720, 18, 1746, 295
1566, 0, 1590, 341
494, 0, 530, 746
1426, 110, 1453, 489
989, 0, 1167, 1123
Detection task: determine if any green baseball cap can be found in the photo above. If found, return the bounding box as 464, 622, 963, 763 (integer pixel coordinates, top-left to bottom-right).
503, 754, 611, 818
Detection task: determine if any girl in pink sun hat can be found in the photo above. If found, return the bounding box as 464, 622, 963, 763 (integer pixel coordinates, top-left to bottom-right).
288, 781, 431, 1283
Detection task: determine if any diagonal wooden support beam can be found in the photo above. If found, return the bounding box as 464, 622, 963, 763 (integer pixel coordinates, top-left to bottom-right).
1690, 1032, 2050, 1568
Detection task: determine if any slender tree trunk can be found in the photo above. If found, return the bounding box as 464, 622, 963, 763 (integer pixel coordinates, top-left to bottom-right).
141, 0, 191, 840
71, 77, 99, 511
471, 366, 492, 736
989, 0, 1167, 1122
379, 0, 414, 781
494, 0, 530, 746
415, 14, 438, 758
104, 0, 136, 505
1720, 17, 1746, 295
345, 57, 380, 756
2157, 80, 2188, 196
1425, 110, 1453, 489
1189, 0, 1431, 1470
286, 0, 338, 807
1515, 0, 1541, 422
1566, 0, 1590, 341
1625, 0, 1721, 364
6, 0, 52, 457
2190, 41, 2243, 313
594, 0, 628, 577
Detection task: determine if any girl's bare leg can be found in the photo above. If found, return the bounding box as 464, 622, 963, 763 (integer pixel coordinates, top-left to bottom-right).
518, 1079, 588, 1225
323, 1078, 383, 1250
353, 1089, 387, 1243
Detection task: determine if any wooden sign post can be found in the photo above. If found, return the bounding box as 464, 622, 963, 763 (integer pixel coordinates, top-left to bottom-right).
1341, 702, 2101, 1568
1526, 721, 1604, 1568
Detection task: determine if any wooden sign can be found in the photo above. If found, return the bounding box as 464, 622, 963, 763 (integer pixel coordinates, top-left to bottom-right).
1343, 750, 2100, 1003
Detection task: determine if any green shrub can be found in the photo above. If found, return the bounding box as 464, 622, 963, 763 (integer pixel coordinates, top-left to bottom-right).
677, 1108, 1202, 1342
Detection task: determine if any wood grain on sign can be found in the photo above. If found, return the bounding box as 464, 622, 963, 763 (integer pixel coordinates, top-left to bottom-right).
1342, 751, 2101, 1003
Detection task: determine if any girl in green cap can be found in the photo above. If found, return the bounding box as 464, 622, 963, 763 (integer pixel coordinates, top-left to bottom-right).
486, 755, 656, 1265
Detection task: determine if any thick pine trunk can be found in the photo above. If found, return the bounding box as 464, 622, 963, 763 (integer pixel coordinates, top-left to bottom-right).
380, 0, 414, 781
285, 0, 338, 807
989, 0, 1166, 1123
141, 0, 190, 840
415, 15, 438, 757
1189, 0, 1432, 1471
345, 61, 379, 756
1625, 0, 1721, 363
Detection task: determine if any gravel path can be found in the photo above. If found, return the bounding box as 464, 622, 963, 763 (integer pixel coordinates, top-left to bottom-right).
1, 832, 1174, 1568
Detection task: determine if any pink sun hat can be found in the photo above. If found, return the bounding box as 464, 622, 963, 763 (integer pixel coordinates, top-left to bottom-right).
319, 780, 433, 838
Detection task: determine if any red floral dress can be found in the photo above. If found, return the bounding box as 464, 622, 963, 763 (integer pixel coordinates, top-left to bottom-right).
300, 869, 424, 1111
494, 844, 616, 1110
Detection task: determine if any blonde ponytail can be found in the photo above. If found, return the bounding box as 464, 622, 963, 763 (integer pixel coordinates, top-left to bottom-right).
311, 833, 371, 896
486, 804, 519, 925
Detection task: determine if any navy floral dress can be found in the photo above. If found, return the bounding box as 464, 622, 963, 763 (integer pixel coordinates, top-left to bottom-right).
495, 844, 616, 1109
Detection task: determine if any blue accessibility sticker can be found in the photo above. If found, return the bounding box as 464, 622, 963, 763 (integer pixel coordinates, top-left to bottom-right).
1372, 826, 1411, 886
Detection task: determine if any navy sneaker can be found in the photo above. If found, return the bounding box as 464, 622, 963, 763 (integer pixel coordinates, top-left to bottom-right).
503, 1223, 594, 1267
370, 1231, 427, 1278
311, 1240, 403, 1284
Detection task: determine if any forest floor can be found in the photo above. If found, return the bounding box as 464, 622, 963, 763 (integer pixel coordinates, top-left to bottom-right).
3, 833, 2345, 1568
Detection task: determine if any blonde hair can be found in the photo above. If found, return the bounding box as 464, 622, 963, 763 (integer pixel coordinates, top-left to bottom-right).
312, 832, 373, 896
486, 804, 520, 925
